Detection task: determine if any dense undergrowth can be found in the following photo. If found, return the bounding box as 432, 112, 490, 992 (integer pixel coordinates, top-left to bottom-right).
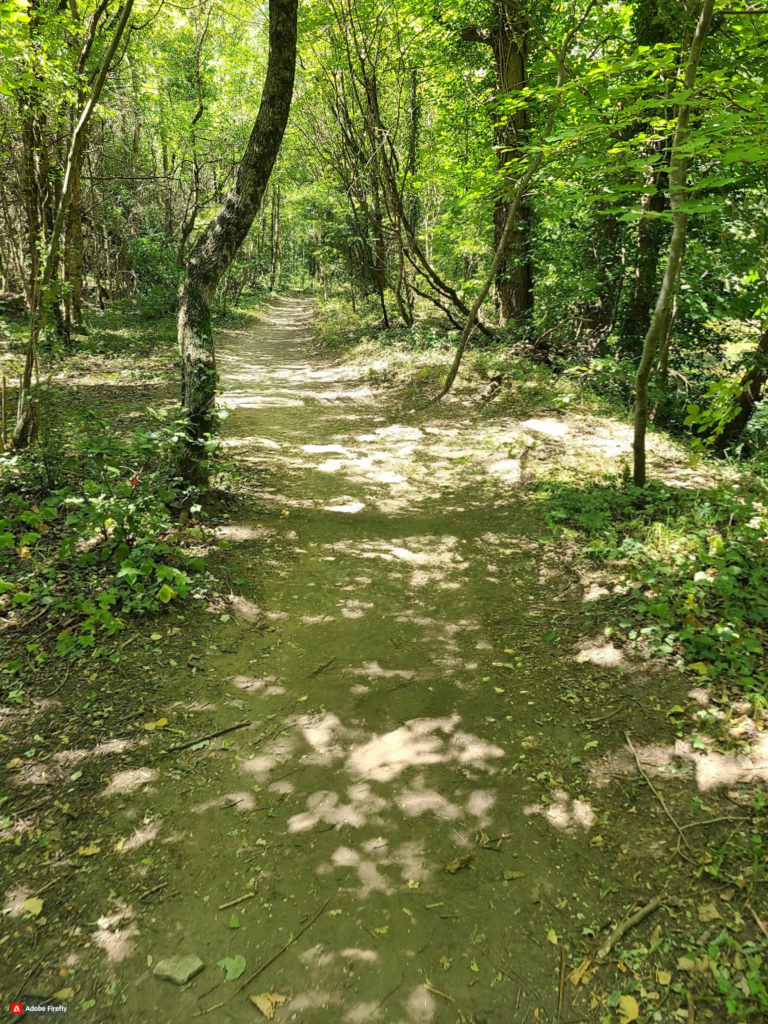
540, 473, 768, 704
0, 404, 211, 700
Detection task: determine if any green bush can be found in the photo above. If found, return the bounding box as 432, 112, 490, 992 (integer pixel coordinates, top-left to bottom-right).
0, 406, 209, 667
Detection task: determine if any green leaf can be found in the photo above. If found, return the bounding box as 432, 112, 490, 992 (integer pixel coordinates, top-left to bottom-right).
217, 954, 246, 981
157, 584, 175, 604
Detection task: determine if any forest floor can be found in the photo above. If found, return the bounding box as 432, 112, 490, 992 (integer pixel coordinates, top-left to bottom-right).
2, 297, 767, 1024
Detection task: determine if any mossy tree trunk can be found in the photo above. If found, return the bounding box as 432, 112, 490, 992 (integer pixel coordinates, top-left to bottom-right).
178, 0, 298, 483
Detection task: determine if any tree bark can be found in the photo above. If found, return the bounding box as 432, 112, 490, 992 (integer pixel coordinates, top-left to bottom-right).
177, 0, 298, 483
460, 1, 533, 328
714, 321, 768, 451
633, 0, 716, 487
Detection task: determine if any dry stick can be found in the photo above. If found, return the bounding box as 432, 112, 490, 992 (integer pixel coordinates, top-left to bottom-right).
424, 984, 455, 1004
218, 892, 256, 911
497, 962, 553, 1022
162, 720, 252, 754
557, 945, 566, 1021
235, 897, 330, 997
2, 374, 6, 449
625, 732, 692, 851
597, 895, 663, 961
191, 1001, 225, 1018
748, 903, 768, 939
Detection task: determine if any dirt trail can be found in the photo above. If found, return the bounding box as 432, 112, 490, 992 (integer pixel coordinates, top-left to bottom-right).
6, 299, 695, 1022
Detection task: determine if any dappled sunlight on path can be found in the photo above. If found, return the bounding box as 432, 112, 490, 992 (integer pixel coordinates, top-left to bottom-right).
42, 298, 762, 1024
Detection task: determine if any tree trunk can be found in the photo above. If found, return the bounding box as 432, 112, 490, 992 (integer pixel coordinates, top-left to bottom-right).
460, 2, 533, 327
14, 0, 136, 448
178, 0, 298, 483
633, 0, 716, 487
714, 322, 768, 451
268, 183, 281, 291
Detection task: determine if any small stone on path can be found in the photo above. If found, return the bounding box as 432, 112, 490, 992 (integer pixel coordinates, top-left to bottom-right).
153, 954, 204, 985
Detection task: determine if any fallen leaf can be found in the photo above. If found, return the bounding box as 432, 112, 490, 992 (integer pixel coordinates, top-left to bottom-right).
503, 870, 525, 881
618, 994, 639, 1023
470, 960, 479, 972
719, 888, 735, 902
475, 831, 491, 847
217, 955, 246, 981
440, 956, 452, 970
568, 958, 591, 985
656, 970, 672, 986
589, 835, 604, 848
373, 926, 388, 935
698, 902, 722, 923
546, 928, 558, 945
251, 992, 288, 1019
77, 844, 101, 857
23, 897, 43, 916
407, 879, 420, 890
229, 914, 240, 929
444, 854, 472, 874
677, 956, 695, 971
52, 989, 74, 999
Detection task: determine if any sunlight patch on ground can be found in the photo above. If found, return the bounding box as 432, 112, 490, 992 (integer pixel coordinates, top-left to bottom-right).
91, 907, 136, 962
575, 640, 624, 667
118, 818, 161, 852
288, 786, 387, 833
102, 767, 159, 797
524, 789, 596, 831
346, 716, 504, 782
192, 791, 256, 814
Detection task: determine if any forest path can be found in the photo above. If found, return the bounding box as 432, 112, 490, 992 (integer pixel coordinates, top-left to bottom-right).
72, 299, 674, 1021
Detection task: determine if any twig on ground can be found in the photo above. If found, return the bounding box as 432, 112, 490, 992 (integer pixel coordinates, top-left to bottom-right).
218, 892, 256, 910
625, 732, 692, 850
235, 897, 330, 995
163, 720, 252, 754
687, 991, 695, 1024
308, 656, 335, 677
496, 962, 552, 1022
597, 895, 663, 960
424, 984, 455, 1003
557, 945, 566, 1021
47, 662, 72, 697
680, 815, 748, 830
191, 1001, 225, 1017
748, 903, 768, 939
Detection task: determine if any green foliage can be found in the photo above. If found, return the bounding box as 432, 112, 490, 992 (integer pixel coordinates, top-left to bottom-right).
541, 473, 768, 699
0, 406, 208, 667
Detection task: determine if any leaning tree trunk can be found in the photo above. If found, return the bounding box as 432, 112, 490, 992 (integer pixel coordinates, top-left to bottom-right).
714, 321, 768, 451
633, 0, 715, 487
177, 0, 298, 483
